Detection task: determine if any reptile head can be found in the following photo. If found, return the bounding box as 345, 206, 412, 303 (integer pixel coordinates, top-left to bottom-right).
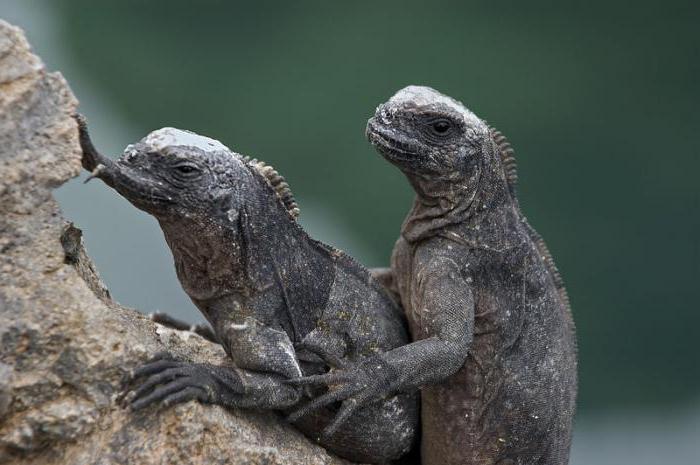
89, 127, 252, 220
366, 85, 490, 181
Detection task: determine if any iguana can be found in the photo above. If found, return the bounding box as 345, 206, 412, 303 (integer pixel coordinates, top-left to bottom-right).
76, 116, 418, 464
291, 86, 577, 465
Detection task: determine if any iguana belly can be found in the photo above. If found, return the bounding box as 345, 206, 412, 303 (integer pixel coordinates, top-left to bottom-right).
394, 238, 575, 465
419, 337, 575, 465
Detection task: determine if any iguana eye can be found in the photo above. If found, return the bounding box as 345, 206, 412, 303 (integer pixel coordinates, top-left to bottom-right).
431, 119, 452, 135
173, 164, 201, 176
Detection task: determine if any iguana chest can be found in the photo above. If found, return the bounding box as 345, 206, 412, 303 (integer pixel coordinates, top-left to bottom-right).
392, 232, 532, 339
162, 222, 243, 301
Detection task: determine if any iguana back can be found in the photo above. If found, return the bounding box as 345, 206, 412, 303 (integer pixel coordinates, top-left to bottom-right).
490, 127, 572, 311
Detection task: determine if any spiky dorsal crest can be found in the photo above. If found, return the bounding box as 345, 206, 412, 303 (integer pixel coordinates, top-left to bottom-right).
489, 126, 518, 198
242, 156, 300, 219
488, 126, 571, 310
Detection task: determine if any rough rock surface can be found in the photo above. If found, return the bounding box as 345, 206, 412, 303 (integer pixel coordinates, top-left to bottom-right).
0, 20, 352, 465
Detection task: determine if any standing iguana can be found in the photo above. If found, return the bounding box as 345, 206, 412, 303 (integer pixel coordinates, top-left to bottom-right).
291, 86, 577, 465
76, 117, 418, 464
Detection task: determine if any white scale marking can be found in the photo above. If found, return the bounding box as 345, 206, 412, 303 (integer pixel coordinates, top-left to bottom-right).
388, 85, 485, 129
142, 127, 229, 153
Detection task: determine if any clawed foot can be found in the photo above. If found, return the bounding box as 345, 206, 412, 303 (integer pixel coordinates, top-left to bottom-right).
73, 113, 99, 172
119, 352, 243, 411
286, 357, 396, 438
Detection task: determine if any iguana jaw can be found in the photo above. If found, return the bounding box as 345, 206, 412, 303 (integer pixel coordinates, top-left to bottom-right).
78, 115, 171, 213
112, 163, 173, 212
366, 118, 421, 165
87, 151, 174, 214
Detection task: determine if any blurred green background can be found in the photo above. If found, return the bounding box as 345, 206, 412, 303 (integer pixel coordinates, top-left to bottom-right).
4, 1, 698, 463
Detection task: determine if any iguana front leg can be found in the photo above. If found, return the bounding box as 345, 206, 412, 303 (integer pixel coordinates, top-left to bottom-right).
122, 316, 306, 412
122, 353, 301, 411
289, 256, 474, 436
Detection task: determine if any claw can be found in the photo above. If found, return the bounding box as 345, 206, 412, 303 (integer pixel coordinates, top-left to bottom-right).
73, 112, 86, 125
285, 371, 347, 386
131, 377, 204, 411
129, 367, 188, 403
160, 386, 207, 408
118, 389, 137, 408
73, 113, 116, 176
84, 163, 105, 184
117, 352, 179, 404
321, 398, 358, 438
287, 384, 355, 423
129, 359, 180, 381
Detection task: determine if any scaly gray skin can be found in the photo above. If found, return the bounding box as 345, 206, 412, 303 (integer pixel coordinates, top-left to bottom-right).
76, 117, 418, 464
294, 86, 577, 465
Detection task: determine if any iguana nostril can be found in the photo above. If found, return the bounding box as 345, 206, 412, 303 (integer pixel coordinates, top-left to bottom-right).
123, 145, 139, 162
379, 108, 393, 125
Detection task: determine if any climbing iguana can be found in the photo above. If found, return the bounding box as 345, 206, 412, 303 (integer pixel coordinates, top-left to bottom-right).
291, 86, 577, 465
76, 116, 418, 464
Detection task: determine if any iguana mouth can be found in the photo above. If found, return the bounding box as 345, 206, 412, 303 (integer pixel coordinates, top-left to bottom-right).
366, 123, 418, 160
85, 156, 171, 207
108, 162, 172, 206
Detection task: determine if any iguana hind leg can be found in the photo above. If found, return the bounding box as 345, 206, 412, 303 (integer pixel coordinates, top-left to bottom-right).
290, 391, 418, 464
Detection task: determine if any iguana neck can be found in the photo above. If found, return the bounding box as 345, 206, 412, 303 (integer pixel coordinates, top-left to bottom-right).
159, 182, 328, 333
401, 140, 520, 250
230, 191, 332, 338
159, 214, 244, 303
401, 171, 478, 243
237, 197, 320, 290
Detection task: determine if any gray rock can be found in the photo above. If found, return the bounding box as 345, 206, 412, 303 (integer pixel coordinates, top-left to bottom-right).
0, 19, 352, 465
